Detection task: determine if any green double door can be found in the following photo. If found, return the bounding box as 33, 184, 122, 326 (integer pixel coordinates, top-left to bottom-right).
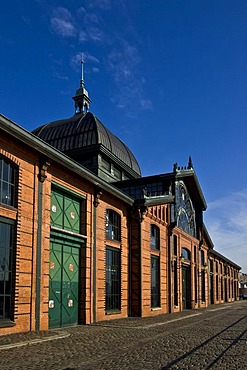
49, 238, 80, 328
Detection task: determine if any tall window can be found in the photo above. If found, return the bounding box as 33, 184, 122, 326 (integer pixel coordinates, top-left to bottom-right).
150, 224, 160, 250
173, 235, 177, 256
216, 276, 219, 300
194, 245, 197, 263
200, 250, 205, 266
174, 260, 178, 306
151, 255, 160, 308
221, 277, 223, 300
210, 259, 213, 272
0, 218, 15, 320
106, 210, 121, 241
176, 182, 196, 237
0, 157, 16, 207
194, 266, 197, 303
105, 247, 120, 311
201, 270, 205, 302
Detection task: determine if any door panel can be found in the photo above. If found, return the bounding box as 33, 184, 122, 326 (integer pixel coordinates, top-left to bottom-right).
49, 239, 80, 328
64, 195, 80, 233
51, 189, 81, 233
61, 245, 79, 326
49, 242, 62, 328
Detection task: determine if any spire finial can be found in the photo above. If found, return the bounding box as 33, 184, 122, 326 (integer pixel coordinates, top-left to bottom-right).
188, 156, 193, 169
72, 53, 91, 114
80, 55, 84, 87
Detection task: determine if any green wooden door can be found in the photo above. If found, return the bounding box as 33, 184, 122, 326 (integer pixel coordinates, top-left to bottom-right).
182, 265, 191, 309
61, 244, 79, 326
49, 238, 80, 328
51, 189, 80, 234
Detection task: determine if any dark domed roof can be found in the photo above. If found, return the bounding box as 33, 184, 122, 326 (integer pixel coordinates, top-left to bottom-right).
32, 112, 141, 176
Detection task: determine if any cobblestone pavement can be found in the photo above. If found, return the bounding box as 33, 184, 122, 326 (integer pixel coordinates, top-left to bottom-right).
0, 301, 246, 369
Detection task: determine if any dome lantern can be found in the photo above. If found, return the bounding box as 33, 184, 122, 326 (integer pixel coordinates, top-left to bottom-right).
72, 58, 91, 114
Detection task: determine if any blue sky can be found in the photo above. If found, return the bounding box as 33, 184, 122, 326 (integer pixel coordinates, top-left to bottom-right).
1, 0, 247, 271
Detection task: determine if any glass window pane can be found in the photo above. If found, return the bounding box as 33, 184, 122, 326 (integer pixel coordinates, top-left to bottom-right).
0, 220, 14, 320
3, 162, 9, 182
102, 158, 111, 172
113, 167, 121, 181
201, 250, 204, 265
151, 225, 160, 250
151, 256, 160, 308
106, 210, 120, 241
182, 248, 190, 261
105, 247, 120, 311
0, 158, 16, 207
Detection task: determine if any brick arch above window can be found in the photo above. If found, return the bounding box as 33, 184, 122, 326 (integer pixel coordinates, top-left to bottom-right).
0, 150, 21, 166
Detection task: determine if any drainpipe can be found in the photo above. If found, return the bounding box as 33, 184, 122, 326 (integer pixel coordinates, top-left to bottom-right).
139, 215, 142, 317
136, 201, 147, 317
168, 212, 174, 314
93, 188, 102, 323
36, 161, 49, 332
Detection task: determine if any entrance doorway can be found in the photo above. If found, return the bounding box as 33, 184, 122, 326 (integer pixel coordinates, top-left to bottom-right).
49, 238, 81, 328
182, 265, 191, 309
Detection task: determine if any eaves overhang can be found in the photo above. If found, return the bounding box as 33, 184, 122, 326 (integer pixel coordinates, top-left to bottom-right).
175, 169, 207, 211
209, 249, 242, 271
0, 114, 134, 206
144, 194, 174, 207
202, 223, 214, 249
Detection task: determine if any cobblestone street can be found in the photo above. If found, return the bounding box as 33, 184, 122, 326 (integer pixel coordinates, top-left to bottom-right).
0, 301, 246, 370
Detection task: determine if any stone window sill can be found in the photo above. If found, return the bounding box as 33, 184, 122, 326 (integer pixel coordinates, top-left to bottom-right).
105, 310, 121, 315
0, 320, 16, 328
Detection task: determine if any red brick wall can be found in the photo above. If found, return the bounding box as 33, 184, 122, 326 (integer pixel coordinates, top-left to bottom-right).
95, 192, 130, 322
0, 132, 39, 334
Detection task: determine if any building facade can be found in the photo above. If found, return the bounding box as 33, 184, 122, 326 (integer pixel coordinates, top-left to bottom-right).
239, 273, 247, 298
0, 74, 241, 334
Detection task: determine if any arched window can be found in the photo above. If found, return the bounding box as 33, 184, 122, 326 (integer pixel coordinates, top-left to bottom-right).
0, 157, 16, 207
106, 209, 121, 241
181, 247, 191, 261
150, 224, 160, 250
175, 182, 196, 237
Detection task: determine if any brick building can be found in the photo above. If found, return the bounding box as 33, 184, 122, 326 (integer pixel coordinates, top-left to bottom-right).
0, 70, 241, 334
239, 272, 247, 298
